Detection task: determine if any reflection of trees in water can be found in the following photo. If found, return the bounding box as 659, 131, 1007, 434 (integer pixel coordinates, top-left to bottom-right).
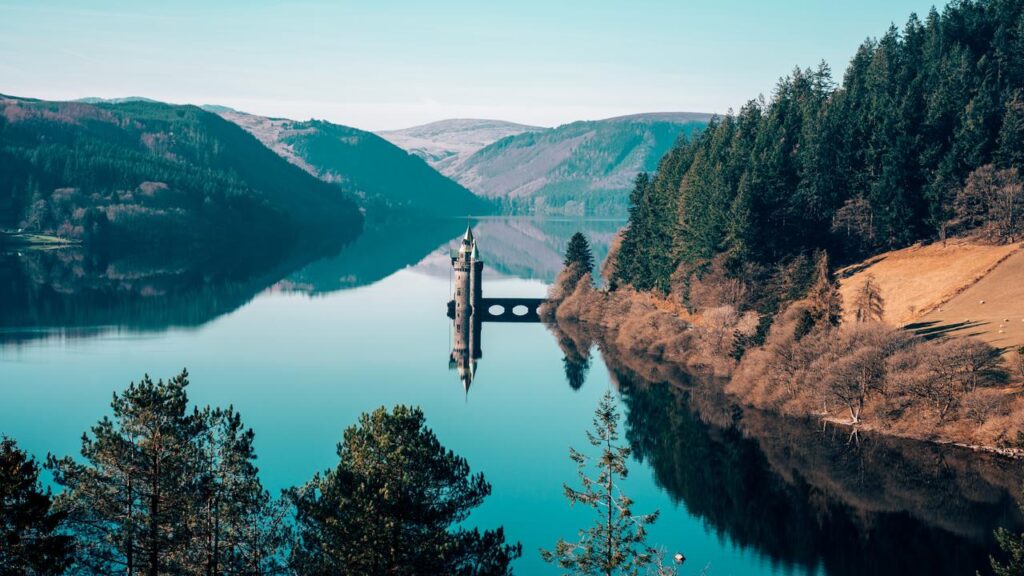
458, 219, 622, 284
286, 216, 469, 294
563, 355, 590, 391
594, 343, 1024, 576
0, 234, 345, 345
0, 216, 476, 345
547, 320, 594, 391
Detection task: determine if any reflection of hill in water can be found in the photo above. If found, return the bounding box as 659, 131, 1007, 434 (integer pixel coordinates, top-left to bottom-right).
0, 239, 341, 345
282, 217, 469, 293
0, 217, 616, 345
287, 217, 623, 293
415, 218, 622, 284
551, 321, 1024, 576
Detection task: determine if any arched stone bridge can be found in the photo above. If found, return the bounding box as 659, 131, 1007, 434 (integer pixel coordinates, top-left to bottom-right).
447, 297, 545, 323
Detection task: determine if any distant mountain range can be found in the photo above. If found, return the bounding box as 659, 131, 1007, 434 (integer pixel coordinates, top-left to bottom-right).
379, 113, 713, 215
211, 109, 492, 217
3, 92, 711, 242
377, 119, 545, 175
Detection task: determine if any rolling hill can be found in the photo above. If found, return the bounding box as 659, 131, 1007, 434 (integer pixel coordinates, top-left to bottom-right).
214, 110, 493, 217
838, 239, 1024, 351
0, 95, 362, 250
384, 113, 713, 216
377, 118, 545, 175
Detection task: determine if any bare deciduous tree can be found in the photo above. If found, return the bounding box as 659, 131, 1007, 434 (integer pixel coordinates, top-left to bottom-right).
832, 197, 877, 253
906, 339, 1005, 420
822, 345, 886, 423
952, 164, 1023, 243
1016, 346, 1024, 384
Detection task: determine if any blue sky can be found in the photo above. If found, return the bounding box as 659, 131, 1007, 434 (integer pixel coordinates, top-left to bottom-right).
1, 0, 948, 130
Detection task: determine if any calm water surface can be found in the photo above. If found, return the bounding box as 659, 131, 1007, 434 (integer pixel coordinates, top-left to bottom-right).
1, 218, 1020, 575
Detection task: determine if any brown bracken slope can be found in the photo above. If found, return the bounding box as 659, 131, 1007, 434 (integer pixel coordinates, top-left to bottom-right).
838, 239, 1024, 351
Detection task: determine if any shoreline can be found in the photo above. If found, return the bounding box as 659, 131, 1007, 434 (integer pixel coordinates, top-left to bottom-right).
545, 281, 1024, 458
0, 232, 80, 250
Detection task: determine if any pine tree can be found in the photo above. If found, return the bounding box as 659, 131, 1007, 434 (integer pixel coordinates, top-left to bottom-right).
0, 437, 73, 575
997, 91, 1024, 168
541, 390, 660, 575
610, 0, 1024, 309
46, 370, 286, 576
564, 232, 595, 286
288, 405, 521, 576
616, 173, 655, 289
989, 486, 1024, 576
563, 355, 591, 391
48, 371, 199, 576
189, 406, 289, 575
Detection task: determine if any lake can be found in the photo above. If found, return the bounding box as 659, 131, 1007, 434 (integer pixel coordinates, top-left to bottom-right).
1, 217, 1021, 575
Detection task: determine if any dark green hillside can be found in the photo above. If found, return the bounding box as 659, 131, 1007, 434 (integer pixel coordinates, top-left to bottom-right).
0, 242, 318, 345
450, 113, 711, 216
285, 217, 468, 293
285, 120, 492, 216
213, 110, 493, 217
0, 96, 362, 249
616, 0, 1024, 298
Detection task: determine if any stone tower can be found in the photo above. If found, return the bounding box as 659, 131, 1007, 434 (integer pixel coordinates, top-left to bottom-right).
450, 226, 483, 392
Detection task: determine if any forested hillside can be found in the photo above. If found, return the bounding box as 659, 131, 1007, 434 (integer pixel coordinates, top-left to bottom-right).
449, 113, 711, 216
217, 110, 493, 217
0, 97, 363, 249
616, 0, 1024, 303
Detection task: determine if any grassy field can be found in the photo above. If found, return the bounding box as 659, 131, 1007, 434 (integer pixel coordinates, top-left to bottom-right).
916, 248, 1024, 352
838, 238, 1024, 351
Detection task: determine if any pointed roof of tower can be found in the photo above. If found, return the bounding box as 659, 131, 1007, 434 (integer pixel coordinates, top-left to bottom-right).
459, 225, 477, 257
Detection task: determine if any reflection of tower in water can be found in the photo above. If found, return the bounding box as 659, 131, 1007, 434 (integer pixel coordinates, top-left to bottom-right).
447, 226, 546, 394
449, 227, 483, 393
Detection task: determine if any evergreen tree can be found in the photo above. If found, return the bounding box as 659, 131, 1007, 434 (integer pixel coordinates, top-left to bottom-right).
564, 232, 596, 286
288, 405, 521, 576
189, 406, 290, 575
563, 355, 591, 391
0, 437, 73, 576
989, 486, 1024, 576
48, 371, 199, 576
541, 390, 660, 575
998, 92, 1024, 168
614, 0, 1024, 310
46, 370, 286, 576
616, 173, 655, 289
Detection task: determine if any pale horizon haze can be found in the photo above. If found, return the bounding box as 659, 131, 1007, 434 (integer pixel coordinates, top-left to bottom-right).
1, 0, 949, 131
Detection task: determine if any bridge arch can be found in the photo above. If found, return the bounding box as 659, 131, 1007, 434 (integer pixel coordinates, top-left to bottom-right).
478, 297, 544, 323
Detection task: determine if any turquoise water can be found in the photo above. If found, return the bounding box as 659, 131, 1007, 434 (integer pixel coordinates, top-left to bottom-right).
1, 218, 1018, 575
